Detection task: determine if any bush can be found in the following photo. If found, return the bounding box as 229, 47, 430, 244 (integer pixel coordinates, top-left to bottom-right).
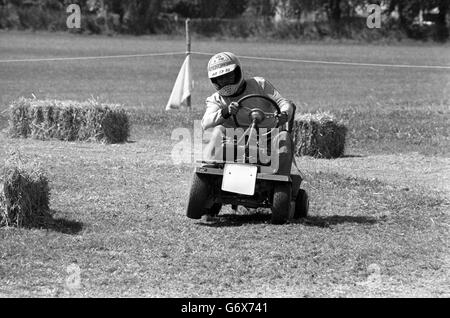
0, 3, 448, 42
15, 5, 66, 31
0, 3, 21, 29
271, 20, 308, 40
8, 98, 130, 143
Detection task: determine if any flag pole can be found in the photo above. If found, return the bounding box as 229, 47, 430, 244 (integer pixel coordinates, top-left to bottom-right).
165, 18, 192, 111
185, 18, 191, 110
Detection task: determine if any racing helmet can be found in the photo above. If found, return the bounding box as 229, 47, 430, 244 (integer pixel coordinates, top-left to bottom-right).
207, 52, 245, 97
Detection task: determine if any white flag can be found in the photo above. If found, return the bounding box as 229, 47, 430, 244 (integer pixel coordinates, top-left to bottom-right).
166, 55, 193, 110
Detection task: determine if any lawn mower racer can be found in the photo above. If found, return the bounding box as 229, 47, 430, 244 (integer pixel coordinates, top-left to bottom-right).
186, 52, 308, 224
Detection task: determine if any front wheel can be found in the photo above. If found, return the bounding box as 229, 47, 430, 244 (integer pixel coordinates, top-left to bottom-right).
186, 173, 210, 219
271, 183, 291, 224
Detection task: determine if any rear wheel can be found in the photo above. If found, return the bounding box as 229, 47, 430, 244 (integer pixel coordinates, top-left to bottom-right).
294, 189, 309, 219
186, 173, 210, 219
271, 183, 291, 224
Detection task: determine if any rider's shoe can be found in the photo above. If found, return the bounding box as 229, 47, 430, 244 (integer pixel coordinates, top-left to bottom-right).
201, 214, 217, 223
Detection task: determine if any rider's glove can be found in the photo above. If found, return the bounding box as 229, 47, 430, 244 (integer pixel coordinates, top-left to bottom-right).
277, 111, 289, 127
228, 102, 240, 115
221, 107, 231, 119
221, 102, 240, 119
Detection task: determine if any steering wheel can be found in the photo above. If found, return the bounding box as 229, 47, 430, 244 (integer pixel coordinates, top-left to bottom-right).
232, 94, 281, 128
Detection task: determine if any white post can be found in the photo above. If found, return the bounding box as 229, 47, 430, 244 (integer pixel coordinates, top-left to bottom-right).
186, 18, 191, 109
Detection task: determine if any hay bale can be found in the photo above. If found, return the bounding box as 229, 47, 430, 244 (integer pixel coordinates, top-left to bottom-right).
7, 97, 130, 143
0, 153, 51, 228
7, 98, 31, 138
293, 112, 347, 159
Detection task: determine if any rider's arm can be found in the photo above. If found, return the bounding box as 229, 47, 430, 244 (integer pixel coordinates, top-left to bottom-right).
259, 78, 295, 121
201, 96, 228, 130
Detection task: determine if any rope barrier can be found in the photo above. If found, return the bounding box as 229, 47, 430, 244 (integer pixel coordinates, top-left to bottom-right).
192, 51, 450, 70
1, 50, 448, 70
0, 51, 186, 63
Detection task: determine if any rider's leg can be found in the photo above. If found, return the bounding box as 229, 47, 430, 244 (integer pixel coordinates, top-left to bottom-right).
268, 130, 293, 176
203, 125, 226, 162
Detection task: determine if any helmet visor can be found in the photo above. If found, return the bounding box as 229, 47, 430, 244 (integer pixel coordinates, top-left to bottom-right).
211, 67, 242, 90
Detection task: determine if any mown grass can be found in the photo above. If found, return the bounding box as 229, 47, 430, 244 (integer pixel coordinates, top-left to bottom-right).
335, 101, 450, 156
0, 31, 449, 297
0, 137, 447, 297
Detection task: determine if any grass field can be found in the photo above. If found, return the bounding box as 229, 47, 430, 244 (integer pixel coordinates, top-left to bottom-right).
0, 31, 449, 297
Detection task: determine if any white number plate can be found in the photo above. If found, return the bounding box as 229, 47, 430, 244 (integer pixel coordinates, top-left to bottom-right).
221, 164, 257, 196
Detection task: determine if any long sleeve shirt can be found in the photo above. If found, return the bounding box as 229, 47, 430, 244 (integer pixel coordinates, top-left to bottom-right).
201, 77, 295, 130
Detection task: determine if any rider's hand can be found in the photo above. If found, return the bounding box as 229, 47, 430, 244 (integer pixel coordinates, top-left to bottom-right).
228, 102, 240, 115
277, 111, 289, 127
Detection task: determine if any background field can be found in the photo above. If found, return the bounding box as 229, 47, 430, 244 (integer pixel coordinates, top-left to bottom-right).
1, 31, 450, 109
0, 31, 449, 297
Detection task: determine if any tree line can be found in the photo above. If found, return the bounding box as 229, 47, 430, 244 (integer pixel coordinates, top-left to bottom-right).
0, 0, 448, 41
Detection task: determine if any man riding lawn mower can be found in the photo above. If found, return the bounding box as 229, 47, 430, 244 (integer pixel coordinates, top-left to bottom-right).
186, 52, 309, 224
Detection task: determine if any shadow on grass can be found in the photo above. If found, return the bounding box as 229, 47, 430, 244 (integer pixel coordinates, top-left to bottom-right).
198, 212, 271, 227
1, 210, 83, 234
294, 215, 378, 228
340, 154, 366, 158
199, 213, 378, 228
0, 115, 8, 131
44, 217, 84, 235
28, 210, 84, 234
